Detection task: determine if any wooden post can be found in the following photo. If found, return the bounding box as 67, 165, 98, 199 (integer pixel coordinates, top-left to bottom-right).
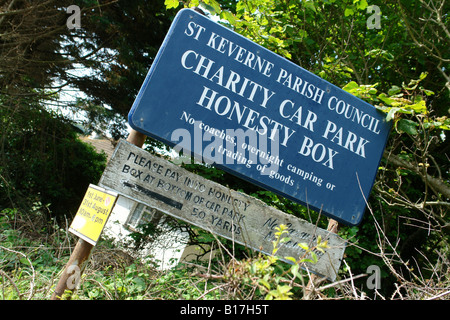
126, 129, 147, 148
50, 239, 93, 300
51, 129, 146, 300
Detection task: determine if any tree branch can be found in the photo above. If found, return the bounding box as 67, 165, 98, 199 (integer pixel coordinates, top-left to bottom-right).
383, 151, 450, 199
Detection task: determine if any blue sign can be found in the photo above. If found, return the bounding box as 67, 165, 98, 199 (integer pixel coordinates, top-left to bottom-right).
128, 9, 391, 226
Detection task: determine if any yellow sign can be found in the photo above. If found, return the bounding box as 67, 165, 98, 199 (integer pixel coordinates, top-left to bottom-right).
69, 184, 118, 245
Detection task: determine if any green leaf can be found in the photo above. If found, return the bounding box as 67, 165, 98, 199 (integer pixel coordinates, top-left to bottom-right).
343, 81, 359, 92
164, 0, 179, 9
265, 293, 274, 300
309, 252, 318, 264
344, 8, 354, 16
409, 100, 427, 114
388, 85, 402, 96
378, 93, 395, 105
419, 72, 428, 80
280, 236, 291, 243
422, 89, 435, 96
258, 278, 271, 290
250, 262, 257, 274
207, 0, 222, 14
303, 1, 317, 13
366, 49, 394, 61
133, 277, 146, 291
277, 285, 292, 294
301, 258, 316, 264
221, 10, 237, 26
298, 242, 309, 251
20, 257, 31, 266
386, 107, 399, 121
88, 289, 99, 298
397, 119, 418, 135
356, 0, 368, 10
285, 256, 297, 264
290, 264, 302, 278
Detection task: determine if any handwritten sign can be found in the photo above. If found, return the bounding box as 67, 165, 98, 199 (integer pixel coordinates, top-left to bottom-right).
69, 184, 118, 245
128, 9, 391, 226
99, 140, 346, 280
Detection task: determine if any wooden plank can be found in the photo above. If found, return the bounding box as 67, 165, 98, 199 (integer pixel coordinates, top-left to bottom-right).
99, 139, 346, 280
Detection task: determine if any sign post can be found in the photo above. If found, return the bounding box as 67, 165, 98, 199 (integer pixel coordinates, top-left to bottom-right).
50, 133, 143, 300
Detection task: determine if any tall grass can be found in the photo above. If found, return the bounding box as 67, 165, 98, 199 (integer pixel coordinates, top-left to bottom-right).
1, 207, 449, 300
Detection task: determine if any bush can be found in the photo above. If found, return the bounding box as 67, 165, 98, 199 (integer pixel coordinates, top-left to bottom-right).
0, 99, 107, 220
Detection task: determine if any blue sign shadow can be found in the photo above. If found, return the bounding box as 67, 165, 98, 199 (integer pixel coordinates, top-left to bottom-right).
128, 9, 391, 226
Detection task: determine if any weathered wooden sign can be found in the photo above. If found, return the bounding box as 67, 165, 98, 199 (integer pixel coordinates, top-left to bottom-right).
99, 139, 346, 280
128, 9, 391, 226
